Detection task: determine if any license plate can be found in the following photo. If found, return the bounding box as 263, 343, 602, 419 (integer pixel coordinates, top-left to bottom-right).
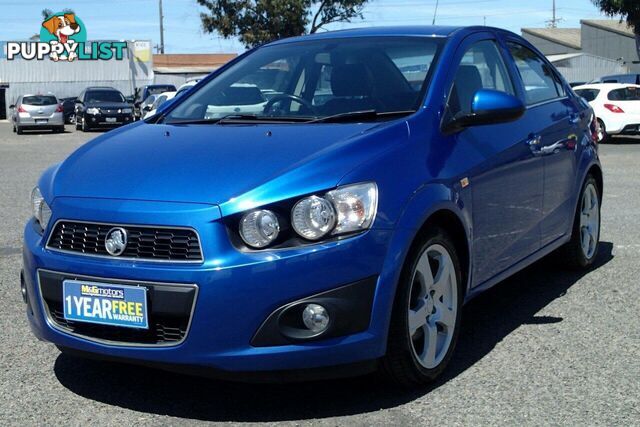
105, 117, 117, 123
35, 119, 48, 124
62, 280, 148, 329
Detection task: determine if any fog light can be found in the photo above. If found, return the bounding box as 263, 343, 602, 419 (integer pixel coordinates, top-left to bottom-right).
302, 303, 329, 333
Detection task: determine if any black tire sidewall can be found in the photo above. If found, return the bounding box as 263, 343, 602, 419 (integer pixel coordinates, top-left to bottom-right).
384, 227, 464, 384
572, 176, 601, 267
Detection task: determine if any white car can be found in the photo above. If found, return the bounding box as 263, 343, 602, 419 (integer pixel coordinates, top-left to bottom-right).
143, 91, 177, 119
204, 84, 268, 119
574, 83, 640, 142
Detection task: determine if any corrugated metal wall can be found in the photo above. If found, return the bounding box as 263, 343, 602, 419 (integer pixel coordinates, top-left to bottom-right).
0, 41, 153, 116
552, 54, 627, 83
582, 25, 640, 73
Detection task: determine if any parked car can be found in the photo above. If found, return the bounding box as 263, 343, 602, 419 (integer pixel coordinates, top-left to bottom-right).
203, 83, 268, 119
133, 84, 177, 119
10, 94, 64, 134
59, 97, 77, 124
138, 94, 159, 117
74, 87, 133, 132
143, 91, 177, 119
574, 83, 640, 142
23, 26, 602, 386
590, 74, 640, 84
175, 80, 200, 98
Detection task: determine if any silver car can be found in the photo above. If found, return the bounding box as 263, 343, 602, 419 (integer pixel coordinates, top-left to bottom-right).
10, 94, 65, 134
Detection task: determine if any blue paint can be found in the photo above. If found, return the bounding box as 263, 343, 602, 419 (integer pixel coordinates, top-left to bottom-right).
23, 26, 601, 375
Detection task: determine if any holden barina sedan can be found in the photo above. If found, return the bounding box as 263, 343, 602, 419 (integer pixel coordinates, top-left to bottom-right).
23, 26, 602, 386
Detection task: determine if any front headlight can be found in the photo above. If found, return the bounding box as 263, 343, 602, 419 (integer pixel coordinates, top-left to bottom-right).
326, 182, 378, 235
86, 107, 100, 115
121, 108, 132, 114
31, 187, 52, 232
291, 196, 336, 240
239, 209, 280, 248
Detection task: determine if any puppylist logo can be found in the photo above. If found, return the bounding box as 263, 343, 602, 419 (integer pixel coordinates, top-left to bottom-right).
5, 11, 127, 62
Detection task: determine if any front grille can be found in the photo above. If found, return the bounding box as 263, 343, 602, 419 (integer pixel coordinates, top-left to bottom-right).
47, 221, 203, 262
39, 270, 197, 346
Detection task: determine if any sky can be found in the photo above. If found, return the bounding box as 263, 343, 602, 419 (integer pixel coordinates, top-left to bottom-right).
0, 0, 615, 54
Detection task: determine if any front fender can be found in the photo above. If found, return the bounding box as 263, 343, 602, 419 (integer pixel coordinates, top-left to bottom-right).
370, 182, 472, 348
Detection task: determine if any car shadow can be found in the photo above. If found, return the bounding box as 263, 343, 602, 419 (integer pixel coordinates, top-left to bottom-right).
609, 136, 640, 144
53, 242, 614, 422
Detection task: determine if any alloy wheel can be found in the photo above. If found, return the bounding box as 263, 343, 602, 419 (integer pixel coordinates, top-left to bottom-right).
580, 183, 600, 259
407, 244, 458, 369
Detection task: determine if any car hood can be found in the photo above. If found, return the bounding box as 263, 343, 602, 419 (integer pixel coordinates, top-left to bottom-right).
46, 121, 408, 214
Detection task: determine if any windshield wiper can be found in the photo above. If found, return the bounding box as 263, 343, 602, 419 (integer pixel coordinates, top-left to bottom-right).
308, 109, 417, 124
163, 114, 311, 125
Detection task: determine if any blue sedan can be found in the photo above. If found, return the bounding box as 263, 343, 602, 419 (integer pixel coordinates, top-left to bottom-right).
22, 26, 602, 385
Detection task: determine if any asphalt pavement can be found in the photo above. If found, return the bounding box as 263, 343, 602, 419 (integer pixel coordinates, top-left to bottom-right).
0, 123, 638, 425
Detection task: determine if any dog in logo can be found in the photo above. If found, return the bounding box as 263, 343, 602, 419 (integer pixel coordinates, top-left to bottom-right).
41, 13, 80, 61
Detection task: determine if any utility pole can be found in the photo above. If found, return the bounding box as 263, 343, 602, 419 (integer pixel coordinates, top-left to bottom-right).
546, 0, 562, 28
432, 0, 439, 25
158, 0, 165, 54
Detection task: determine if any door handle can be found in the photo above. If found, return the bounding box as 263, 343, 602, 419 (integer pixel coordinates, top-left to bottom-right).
569, 114, 581, 125
539, 140, 565, 155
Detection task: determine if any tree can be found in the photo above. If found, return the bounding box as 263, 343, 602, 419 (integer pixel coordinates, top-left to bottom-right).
41, 9, 54, 20
591, 0, 640, 61
197, 0, 368, 48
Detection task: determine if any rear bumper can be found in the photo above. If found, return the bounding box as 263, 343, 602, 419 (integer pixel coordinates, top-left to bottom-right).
17, 114, 64, 127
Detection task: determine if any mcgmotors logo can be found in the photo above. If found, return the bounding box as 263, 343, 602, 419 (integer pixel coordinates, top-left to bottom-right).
5, 11, 126, 62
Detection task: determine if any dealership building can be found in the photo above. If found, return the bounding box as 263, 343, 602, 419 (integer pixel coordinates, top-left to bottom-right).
522, 19, 639, 83
0, 41, 236, 119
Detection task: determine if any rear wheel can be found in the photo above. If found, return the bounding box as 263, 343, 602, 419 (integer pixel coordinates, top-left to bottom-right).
16, 126, 23, 135
382, 227, 463, 386
559, 175, 601, 269
597, 119, 609, 143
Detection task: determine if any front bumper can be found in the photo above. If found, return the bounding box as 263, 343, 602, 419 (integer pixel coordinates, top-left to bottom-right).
23, 197, 395, 374
84, 112, 133, 127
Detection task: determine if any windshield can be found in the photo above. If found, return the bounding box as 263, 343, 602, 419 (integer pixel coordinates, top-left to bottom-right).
23, 95, 57, 106
163, 36, 443, 123
85, 90, 125, 103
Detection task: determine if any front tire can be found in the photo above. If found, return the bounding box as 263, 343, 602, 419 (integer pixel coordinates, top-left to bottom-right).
559, 175, 601, 269
382, 227, 463, 386
81, 117, 90, 132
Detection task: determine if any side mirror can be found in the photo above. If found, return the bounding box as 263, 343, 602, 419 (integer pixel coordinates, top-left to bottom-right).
442, 89, 525, 134
9, 104, 15, 109
143, 105, 152, 112
74, 99, 83, 104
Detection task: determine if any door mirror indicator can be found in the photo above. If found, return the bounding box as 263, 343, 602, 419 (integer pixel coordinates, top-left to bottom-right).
442, 89, 525, 134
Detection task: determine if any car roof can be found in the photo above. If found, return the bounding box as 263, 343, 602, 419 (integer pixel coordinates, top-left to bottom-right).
574, 83, 640, 91
21, 93, 57, 97
266, 25, 493, 46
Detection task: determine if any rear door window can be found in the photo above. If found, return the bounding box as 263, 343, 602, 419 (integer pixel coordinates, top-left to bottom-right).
574, 89, 600, 102
607, 87, 640, 101
22, 95, 57, 106
507, 42, 565, 105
